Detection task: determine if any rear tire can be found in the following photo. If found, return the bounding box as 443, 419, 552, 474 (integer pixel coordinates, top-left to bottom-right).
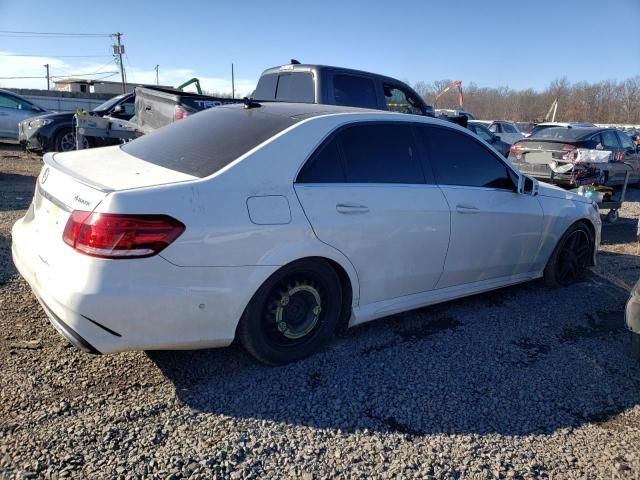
544, 222, 593, 287
238, 259, 342, 365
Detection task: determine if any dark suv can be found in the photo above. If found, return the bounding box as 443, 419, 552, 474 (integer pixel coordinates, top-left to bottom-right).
18, 93, 135, 153
253, 62, 434, 116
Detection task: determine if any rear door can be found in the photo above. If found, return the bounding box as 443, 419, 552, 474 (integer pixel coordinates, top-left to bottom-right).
418, 125, 544, 288
294, 122, 451, 306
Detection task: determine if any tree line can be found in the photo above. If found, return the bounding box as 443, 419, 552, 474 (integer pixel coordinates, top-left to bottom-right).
413, 76, 640, 125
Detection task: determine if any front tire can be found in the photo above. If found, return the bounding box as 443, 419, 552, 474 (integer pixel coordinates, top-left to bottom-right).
544, 222, 594, 287
238, 259, 342, 365
54, 129, 90, 152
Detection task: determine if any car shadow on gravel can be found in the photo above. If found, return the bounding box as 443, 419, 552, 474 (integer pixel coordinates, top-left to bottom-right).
149, 251, 640, 437
0, 173, 36, 212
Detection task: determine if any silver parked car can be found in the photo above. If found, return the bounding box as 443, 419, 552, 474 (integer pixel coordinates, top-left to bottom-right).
0, 89, 48, 141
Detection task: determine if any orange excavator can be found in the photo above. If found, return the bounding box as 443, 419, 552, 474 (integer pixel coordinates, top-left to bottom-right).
434, 80, 464, 109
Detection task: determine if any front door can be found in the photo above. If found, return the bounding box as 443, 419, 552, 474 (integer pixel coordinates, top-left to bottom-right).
417, 124, 543, 289
294, 122, 451, 306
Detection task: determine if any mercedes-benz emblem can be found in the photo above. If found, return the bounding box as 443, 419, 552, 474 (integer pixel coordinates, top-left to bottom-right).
41, 168, 49, 184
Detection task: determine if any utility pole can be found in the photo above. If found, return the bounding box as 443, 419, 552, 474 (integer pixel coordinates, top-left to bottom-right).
154, 64, 159, 85
113, 32, 126, 93
44, 64, 50, 90
231, 63, 235, 99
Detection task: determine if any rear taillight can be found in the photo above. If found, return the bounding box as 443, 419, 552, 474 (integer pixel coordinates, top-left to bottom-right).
175, 105, 190, 120
63, 211, 185, 259
509, 143, 524, 154
560, 144, 577, 161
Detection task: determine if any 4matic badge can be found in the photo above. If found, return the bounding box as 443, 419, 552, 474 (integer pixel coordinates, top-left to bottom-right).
74, 195, 91, 207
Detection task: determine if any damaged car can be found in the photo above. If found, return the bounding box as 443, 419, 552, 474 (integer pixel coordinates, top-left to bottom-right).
13, 102, 601, 365
508, 127, 640, 186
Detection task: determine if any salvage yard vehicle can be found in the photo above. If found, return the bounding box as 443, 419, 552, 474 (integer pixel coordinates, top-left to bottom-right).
473, 120, 524, 145
467, 120, 510, 157
253, 61, 435, 116
12, 102, 601, 365
0, 88, 49, 141
508, 127, 640, 186
18, 93, 135, 152
134, 86, 241, 133
528, 122, 595, 137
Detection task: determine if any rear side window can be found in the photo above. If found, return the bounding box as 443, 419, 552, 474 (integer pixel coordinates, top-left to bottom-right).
339, 123, 424, 184
122, 105, 298, 178
333, 74, 378, 109
420, 125, 516, 189
275, 72, 314, 102
297, 137, 345, 183
253, 73, 278, 100
502, 123, 517, 133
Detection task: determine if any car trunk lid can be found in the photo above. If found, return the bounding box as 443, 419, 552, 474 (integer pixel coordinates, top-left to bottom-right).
24, 148, 197, 267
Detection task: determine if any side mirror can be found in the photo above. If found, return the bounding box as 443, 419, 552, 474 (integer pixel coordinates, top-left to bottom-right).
491, 135, 499, 143
112, 105, 123, 113
518, 174, 538, 195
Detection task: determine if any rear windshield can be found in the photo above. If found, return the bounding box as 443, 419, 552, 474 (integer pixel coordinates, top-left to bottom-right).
528, 127, 594, 141
253, 71, 314, 103
121, 105, 298, 177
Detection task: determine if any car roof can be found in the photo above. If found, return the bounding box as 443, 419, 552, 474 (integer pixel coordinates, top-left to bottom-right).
260, 63, 414, 87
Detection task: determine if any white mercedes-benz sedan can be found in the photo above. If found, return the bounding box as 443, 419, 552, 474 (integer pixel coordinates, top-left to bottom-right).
12, 102, 601, 364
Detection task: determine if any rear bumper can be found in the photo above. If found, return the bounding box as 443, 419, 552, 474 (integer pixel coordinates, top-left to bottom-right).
11, 216, 278, 354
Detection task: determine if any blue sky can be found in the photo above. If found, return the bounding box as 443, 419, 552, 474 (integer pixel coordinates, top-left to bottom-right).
1, 0, 639, 95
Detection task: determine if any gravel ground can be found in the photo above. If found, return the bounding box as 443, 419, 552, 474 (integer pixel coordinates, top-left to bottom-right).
1, 141, 640, 479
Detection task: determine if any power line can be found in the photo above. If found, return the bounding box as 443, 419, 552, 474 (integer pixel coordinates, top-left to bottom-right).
0, 30, 113, 37
0, 53, 112, 58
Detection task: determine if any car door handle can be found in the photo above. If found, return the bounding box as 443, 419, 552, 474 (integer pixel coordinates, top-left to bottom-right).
336, 203, 369, 214
456, 204, 480, 214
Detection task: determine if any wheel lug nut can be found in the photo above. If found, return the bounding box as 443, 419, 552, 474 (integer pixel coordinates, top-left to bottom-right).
277, 322, 288, 332
280, 295, 290, 306
313, 306, 321, 315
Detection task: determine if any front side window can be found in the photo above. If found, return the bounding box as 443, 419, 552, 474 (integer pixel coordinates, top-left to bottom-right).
618, 131, 636, 151
121, 101, 135, 115
275, 72, 314, 103
332, 74, 377, 109
601, 130, 620, 150
0, 94, 20, 109
470, 124, 494, 142
421, 125, 516, 190
383, 84, 423, 115
339, 123, 424, 183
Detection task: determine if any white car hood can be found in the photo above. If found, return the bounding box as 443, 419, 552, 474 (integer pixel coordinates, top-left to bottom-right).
537, 181, 591, 204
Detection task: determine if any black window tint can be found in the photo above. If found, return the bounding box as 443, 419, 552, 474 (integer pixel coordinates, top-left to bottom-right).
601, 130, 620, 150
275, 72, 314, 102
253, 73, 278, 100
422, 126, 515, 189
297, 137, 345, 183
383, 84, 423, 115
339, 123, 424, 184
122, 105, 298, 178
618, 131, 635, 151
333, 74, 377, 109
